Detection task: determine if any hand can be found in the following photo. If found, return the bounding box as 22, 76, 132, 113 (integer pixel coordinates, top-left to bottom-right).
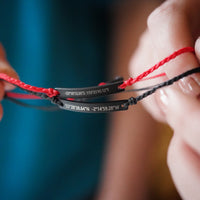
129, 0, 200, 121
0, 44, 19, 120
129, 0, 200, 199
157, 86, 200, 200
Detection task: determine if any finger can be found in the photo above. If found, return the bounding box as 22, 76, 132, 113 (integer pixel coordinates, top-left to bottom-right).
0, 81, 4, 100
167, 135, 200, 200
147, 0, 200, 96
156, 86, 200, 154
0, 81, 4, 120
0, 43, 7, 60
0, 43, 19, 90
129, 31, 166, 122
195, 37, 200, 62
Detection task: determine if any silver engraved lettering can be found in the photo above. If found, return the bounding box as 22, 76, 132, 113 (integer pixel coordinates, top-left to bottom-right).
91, 105, 120, 112
65, 91, 86, 96
65, 88, 110, 97
75, 106, 90, 112
86, 88, 109, 95
64, 104, 90, 112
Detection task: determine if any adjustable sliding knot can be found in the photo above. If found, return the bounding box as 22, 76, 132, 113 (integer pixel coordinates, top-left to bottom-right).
122, 97, 137, 109
42, 88, 60, 98
50, 96, 63, 107
119, 77, 133, 89
2, 47, 198, 113
0, 73, 60, 98
119, 47, 195, 89
128, 97, 137, 105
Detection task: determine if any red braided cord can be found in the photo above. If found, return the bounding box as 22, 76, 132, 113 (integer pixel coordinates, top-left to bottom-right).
0, 47, 195, 99
0, 73, 59, 98
6, 72, 167, 100
119, 47, 195, 89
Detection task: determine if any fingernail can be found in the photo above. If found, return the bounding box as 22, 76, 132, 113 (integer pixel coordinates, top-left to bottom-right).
156, 89, 169, 114
178, 75, 200, 96
195, 37, 200, 56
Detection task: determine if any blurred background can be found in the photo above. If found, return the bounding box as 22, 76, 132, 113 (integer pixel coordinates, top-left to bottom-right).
0, 0, 181, 200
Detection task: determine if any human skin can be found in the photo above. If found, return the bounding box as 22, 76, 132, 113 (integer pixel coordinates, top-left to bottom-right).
129, 0, 200, 199
1, 1, 199, 199
0, 2, 160, 199
0, 44, 19, 120
97, 1, 162, 200
161, 86, 200, 200
0, 2, 159, 199
130, 0, 200, 120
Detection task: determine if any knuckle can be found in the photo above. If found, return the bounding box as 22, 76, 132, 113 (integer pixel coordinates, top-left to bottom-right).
147, 1, 178, 29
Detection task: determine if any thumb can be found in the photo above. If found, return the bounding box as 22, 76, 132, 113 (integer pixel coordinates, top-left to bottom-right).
0, 43, 19, 90
148, 0, 200, 96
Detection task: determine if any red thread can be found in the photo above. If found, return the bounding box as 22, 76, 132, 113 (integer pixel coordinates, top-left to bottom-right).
6, 92, 41, 99
1, 47, 195, 100
98, 82, 106, 86
98, 73, 166, 87
119, 47, 195, 89
141, 72, 166, 81
67, 98, 75, 101
0, 73, 59, 97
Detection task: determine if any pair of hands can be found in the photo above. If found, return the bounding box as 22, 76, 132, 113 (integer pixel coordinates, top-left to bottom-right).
129, 0, 200, 199
0, 0, 199, 199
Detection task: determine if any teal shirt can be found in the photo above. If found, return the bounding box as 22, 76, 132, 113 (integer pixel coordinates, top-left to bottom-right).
0, 1, 111, 199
